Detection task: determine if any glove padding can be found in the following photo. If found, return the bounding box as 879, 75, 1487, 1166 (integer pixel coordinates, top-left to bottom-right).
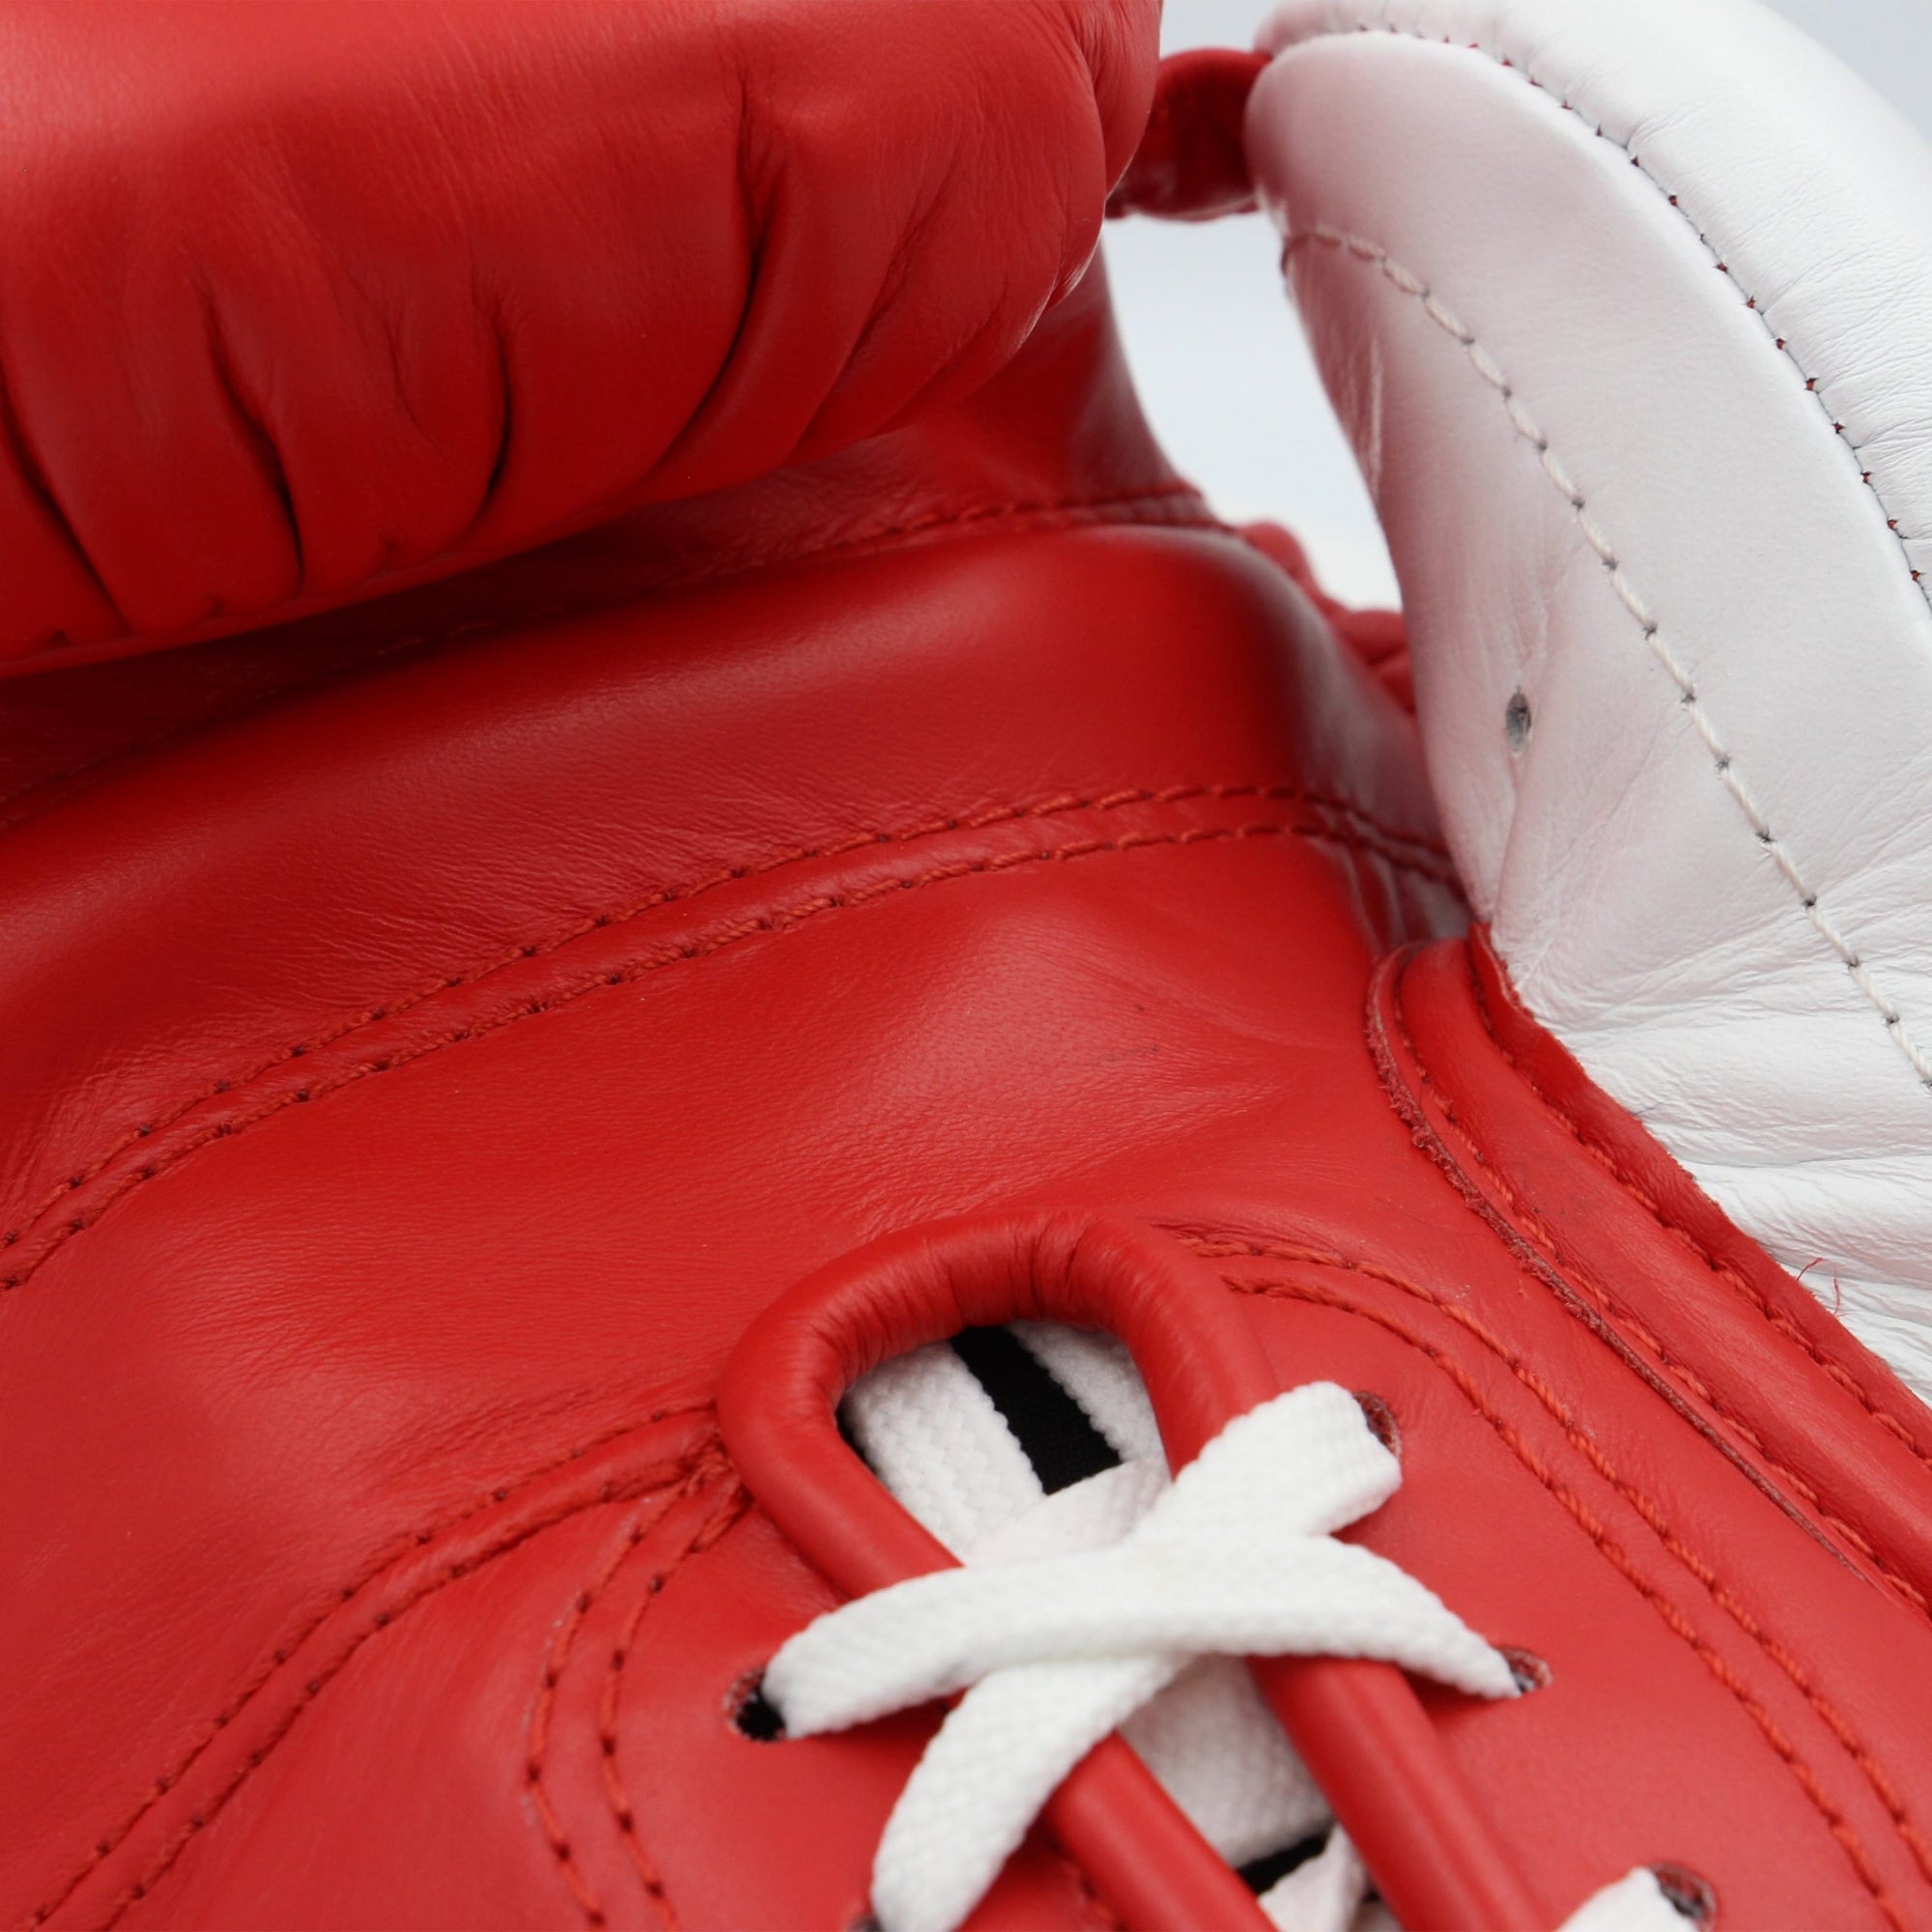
0, 0, 1156, 669
1247, 0, 1932, 1391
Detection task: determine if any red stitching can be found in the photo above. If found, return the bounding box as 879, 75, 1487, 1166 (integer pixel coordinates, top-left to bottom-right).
566, 489, 1230, 605
1, 784, 1449, 1265
28, 1406, 713, 1928
1197, 1236, 1928, 1920
89, 1437, 721, 1930
595, 1486, 750, 1927
526, 1484, 697, 1931
526, 1466, 739, 1931
1464, 955, 1932, 1474
762, 484, 1211, 561
1385, 956, 1932, 1624
3, 808, 1440, 1294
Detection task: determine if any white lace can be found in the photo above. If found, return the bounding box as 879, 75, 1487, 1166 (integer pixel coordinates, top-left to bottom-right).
766, 1379, 1513, 1932
769, 1334, 1693, 1932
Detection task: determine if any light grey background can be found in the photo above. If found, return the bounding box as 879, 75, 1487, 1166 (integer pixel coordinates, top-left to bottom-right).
1105, 1, 1932, 607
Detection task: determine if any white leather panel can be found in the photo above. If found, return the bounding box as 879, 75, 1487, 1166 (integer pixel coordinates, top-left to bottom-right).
1245, 0, 1932, 1392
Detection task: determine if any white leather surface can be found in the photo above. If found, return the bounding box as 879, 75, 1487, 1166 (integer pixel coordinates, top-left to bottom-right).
1246, 0, 1932, 1393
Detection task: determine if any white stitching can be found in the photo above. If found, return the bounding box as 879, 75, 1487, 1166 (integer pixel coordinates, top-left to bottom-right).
1286, 223, 1932, 1091
1326, 22, 1932, 616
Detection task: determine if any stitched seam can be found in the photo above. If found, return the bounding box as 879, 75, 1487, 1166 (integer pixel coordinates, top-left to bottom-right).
1, 812, 1422, 1293
1195, 1236, 1930, 1913
526, 1483, 698, 1932
1465, 956, 1932, 1473
27, 1406, 713, 1928
85, 1438, 723, 1930
1325, 24, 1931, 595
0, 784, 1451, 1264
743, 484, 1208, 564
526, 1470, 743, 1932
594, 1487, 751, 1929
1387, 960, 1932, 1621
547, 1481, 1125, 1932
1287, 220, 1932, 1094
567, 491, 1232, 605
1225, 1269, 1906, 1925
1355, 966, 1932, 1881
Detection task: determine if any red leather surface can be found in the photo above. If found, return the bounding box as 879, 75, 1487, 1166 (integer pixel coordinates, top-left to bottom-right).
1, 244, 1461, 1927
0, 261, 1200, 833
0, 0, 1156, 671
1107, 47, 1268, 223
7, 25, 1932, 1931
723, 1213, 1541, 1932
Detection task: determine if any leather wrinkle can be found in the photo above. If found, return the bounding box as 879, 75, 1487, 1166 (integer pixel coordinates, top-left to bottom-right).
192, 267, 304, 601
466, 296, 519, 551
1388, 951, 1932, 1626
0, 492, 1216, 820
1360, 966, 1932, 1888
1286, 215, 1932, 1095
1, 791, 1454, 1293
1201, 1247, 1913, 1928
30, 1406, 717, 1930
1464, 946, 1932, 1480
526, 1468, 748, 1932
0, 346, 119, 643
1329, 23, 1930, 592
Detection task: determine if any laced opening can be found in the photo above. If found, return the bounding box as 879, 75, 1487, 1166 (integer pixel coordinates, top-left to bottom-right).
754, 1322, 1695, 1932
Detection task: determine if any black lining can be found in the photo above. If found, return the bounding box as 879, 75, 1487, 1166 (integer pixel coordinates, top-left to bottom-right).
1236, 1833, 1330, 1895
949, 1327, 1120, 1494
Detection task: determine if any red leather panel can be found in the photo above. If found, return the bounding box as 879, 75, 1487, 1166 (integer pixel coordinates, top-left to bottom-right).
7, 84, 1928, 1915
1107, 47, 1268, 223
1, 469, 1454, 1926
722, 1212, 1541, 1932
14, 483, 1932, 1919
0, 0, 1157, 670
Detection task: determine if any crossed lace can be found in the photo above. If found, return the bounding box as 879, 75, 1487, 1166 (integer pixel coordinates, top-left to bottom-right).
764, 1383, 1516, 1932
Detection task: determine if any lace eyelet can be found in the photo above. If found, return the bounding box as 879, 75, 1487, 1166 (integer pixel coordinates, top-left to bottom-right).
1351, 1390, 1401, 1458
727, 1669, 786, 1742
1497, 1645, 1552, 1694
1651, 1863, 1717, 1924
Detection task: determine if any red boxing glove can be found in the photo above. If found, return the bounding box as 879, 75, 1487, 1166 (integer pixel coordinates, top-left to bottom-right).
8, 3, 1932, 1931
0, 0, 1155, 668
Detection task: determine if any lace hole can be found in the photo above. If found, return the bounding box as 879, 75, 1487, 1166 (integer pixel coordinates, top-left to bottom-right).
1504, 688, 1533, 752
1497, 1645, 1552, 1694
1352, 1391, 1401, 1459
727, 1670, 786, 1742
1651, 1864, 1717, 1924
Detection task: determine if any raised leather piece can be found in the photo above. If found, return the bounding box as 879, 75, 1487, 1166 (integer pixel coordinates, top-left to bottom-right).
1248, 0, 1932, 1391
8, 3, 1932, 1927
0, 0, 1156, 669
721, 1212, 1539, 1932
10, 278, 1930, 1914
